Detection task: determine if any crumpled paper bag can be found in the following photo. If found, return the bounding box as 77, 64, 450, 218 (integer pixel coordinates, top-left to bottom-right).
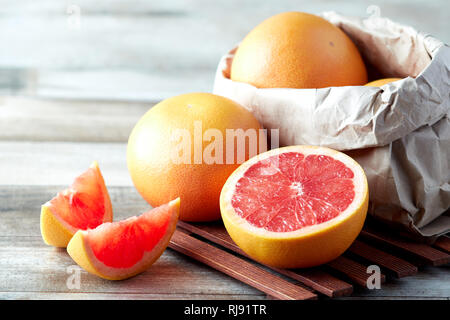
213, 11, 450, 238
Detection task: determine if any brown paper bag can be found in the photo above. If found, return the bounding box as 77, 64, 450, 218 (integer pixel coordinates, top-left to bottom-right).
213, 11, 450, 238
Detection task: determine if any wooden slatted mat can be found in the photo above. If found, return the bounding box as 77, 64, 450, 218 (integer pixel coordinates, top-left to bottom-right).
171, 221, 450, 300
360, 228, 450, 266
433, 236, 450, 254
169, 229, 317, 300
347, 240, 418, 278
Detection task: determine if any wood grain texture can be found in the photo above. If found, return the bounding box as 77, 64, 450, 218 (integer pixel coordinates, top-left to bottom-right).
0, 141, 132, 186
0, 185, 264, 299
326, 256, 386, 287
169, 230, 317, 300
0, 0, 448, 101
177, 221, 353, 297
434, 236, 450, 254
360, 229, 450, 266
0, 0, 448, 300
0, 96, 151, 142
347, 240, 418, 278
0, 185, 449, 300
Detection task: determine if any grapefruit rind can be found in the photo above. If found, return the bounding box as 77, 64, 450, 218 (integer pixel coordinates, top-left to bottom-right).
40, 161, 113, 248
220, 145, 369, 268
67, 198, 180, 280
40, 205, 75, 247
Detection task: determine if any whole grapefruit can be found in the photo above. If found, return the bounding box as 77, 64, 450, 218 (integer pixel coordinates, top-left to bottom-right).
231, 12, 368, 89
127, 93, 263, 221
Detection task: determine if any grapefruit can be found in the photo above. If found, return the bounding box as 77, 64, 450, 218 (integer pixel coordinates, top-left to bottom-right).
40, 161, 113, 248
67, 198, 180, 280
365, 78, 402, 87
127, 92, 264, 222
220, 145, 368, 268
230, 12, 368, 89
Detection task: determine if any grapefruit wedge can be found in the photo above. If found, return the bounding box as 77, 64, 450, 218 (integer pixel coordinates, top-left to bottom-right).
67, 198, 180, 280
220, 145, 368, 269
40, 161, 113, 248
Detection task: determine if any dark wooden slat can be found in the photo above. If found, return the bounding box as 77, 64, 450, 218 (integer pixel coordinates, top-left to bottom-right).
278, 268, 353, 297
169, 230, 317, 300
360, 229, 450, 266
326, 256, 386, 287
348, 240, 418, 278
433, 236, 450, 254
178, 221, 353, 297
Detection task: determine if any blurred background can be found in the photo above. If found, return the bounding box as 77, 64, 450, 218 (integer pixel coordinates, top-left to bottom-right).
0, 0, 448, 101
0, 0, 448, 186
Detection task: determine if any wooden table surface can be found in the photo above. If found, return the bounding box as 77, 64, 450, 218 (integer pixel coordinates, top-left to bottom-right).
0, 1, 449, 300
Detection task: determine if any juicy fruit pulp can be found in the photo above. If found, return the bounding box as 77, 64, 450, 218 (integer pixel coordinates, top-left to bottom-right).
67, 198, 180, 280
50, 168, 108, 230
232, 152, 355, 232
40, 162, 112, 247
220, 145, 368, 268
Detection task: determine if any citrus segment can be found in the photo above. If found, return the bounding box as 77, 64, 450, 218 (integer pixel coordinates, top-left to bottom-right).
67, 198, 180, 280
40, 162, 113, 247
220, 146, 369, 268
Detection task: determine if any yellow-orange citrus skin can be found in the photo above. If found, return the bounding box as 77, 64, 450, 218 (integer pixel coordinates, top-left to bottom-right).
365, 78, 402, 87
231, 12, 368, 89
220, 145, 369, 269
127, 93, 263, 222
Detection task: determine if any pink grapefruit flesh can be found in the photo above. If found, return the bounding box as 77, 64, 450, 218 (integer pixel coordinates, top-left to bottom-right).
67, 198, 180, 280
40, 161, 112, 247
231, 152, 355, 232
220, 145, 368, 268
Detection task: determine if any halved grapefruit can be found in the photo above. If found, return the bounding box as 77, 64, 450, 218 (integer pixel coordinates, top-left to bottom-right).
40, 161, 113, 248
220, 145, 368, 268
67, 198, 180, 280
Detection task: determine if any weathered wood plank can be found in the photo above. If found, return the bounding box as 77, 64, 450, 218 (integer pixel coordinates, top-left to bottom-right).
0, 141, 131, 186
0, 185, 266, 299
177, 221, 353, 297
0, 292, 266, 300
0, 236, 264, 298
0, 0, 448, 101
434, 236, 450, 254
326, 256, 386, 287
336, 265, 450, 300
170, 230, 317, 300
360, 229, 450, 266
0, 185, 449, 299
347, 240, 418, 278
0, 97, 151, 142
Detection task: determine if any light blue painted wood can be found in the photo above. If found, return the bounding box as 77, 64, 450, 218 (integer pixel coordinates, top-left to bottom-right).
0, 0, 448, 101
